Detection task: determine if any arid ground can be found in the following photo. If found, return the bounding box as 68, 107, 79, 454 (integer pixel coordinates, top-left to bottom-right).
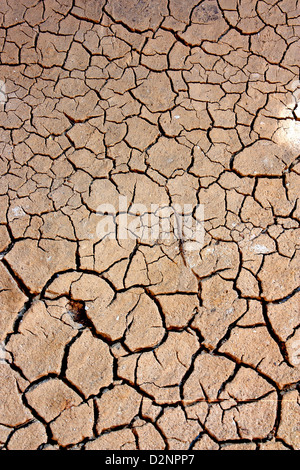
0, 0, 299, 450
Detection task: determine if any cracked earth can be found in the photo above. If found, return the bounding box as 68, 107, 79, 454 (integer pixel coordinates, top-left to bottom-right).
0, 0, 299, 451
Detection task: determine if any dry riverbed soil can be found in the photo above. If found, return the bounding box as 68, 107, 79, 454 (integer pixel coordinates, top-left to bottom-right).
0, 0, 299, 451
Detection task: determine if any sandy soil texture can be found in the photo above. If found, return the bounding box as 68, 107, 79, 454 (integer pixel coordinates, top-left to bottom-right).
0, 0, 299, 451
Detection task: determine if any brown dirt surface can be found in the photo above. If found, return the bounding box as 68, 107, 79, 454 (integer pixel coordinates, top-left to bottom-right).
0, 0, 299, 451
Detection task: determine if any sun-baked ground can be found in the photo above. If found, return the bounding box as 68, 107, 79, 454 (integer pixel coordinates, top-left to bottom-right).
0, 0, 299, 450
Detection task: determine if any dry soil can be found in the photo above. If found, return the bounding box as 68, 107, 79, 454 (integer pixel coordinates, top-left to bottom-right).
0, 0, 299, 451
